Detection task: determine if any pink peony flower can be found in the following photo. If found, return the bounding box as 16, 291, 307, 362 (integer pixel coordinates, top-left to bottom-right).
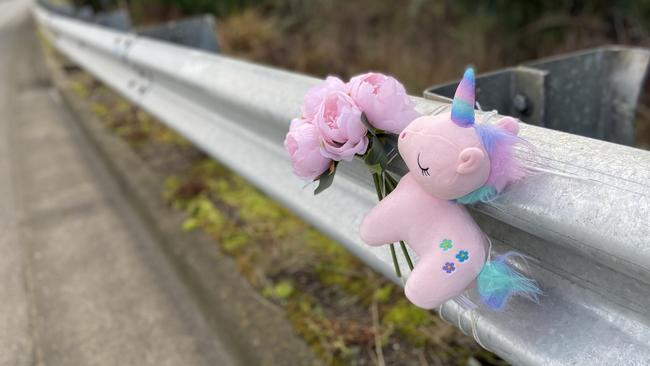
284, 118, 332, 181
348, 72, 420, 134
315, 91, 369, 161
302, 76, 347, 120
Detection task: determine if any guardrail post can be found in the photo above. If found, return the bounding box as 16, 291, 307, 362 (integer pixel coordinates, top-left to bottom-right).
426, 47, 650, 145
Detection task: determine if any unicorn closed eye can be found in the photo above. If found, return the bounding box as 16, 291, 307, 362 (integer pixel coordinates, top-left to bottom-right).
360, 68, 540, 310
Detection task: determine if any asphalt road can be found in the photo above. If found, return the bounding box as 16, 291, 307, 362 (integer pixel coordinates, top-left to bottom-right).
0, 1, 239, 364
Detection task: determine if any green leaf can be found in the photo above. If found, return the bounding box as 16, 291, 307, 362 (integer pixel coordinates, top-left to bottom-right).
314, 162, 337, 195
273, 281, 294, 298
372, 285, 394, 303
182, 217, 199, 231
263, 280, 294, 299
222, 232, 249, 253
367, 163, 382, 175
364, 135, 388, 169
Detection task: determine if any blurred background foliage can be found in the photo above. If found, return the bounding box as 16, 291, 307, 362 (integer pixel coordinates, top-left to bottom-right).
79, 0, 650, 94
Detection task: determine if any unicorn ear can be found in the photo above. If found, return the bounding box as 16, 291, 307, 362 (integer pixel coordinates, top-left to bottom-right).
457, 147, 485, 174
496, 116, 519, 135
451, 67, 475, 127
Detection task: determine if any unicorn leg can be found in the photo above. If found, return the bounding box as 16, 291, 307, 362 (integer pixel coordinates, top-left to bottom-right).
404, 250, 486, 310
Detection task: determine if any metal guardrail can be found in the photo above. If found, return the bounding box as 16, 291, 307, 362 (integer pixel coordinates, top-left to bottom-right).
137, 15, 220, 53
426, 48, 650, 146
33, 4, 650, 365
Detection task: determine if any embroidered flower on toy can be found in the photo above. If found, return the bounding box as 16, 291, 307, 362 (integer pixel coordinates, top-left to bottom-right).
456, 250, 470, 263
442, 262, 456, 274
439, 239, 453, 251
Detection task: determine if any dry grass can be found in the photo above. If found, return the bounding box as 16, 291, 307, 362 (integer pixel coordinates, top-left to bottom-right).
218, 3, 504, 94
217, 1, 649, 94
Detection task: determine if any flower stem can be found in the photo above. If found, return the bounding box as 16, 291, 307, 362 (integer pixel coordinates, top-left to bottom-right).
371, 172, 401, 278
389, 244, 400, 278
399, 241, 414, 271
383, 173, 415, 271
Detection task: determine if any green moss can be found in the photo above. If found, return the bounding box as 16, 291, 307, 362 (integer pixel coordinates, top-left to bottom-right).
383, 299, 434, 346
263, 280, 294, 299
221, 230, 250, 253
162, 176, 182, 204
114, 100, 131, 113
372, 285, 393, 303
192, 159, 228, 177
182, 195, 226, 234
69, 81, 88, 98
181, 216, 200, 231
383, 299, 432, 328
90, 102, 109, 117
216, 176, 284, 222
286, 294, 353, 364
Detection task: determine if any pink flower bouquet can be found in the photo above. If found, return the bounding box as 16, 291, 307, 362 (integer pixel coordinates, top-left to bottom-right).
284, 72, 420, 276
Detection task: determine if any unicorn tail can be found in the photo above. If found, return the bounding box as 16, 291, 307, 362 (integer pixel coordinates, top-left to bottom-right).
476, 252, 541, 311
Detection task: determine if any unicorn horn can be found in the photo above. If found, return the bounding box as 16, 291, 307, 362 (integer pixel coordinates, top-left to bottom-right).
451, 67, 476, 127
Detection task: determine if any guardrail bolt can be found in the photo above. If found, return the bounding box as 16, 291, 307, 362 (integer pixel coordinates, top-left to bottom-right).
513, 93, 530, 115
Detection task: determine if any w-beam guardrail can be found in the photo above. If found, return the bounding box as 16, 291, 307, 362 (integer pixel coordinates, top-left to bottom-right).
34, 4, 650, 365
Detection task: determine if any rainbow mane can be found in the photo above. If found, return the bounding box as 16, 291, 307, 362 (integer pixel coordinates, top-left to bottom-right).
456, 123, 526, 204
450, 67, 527, 204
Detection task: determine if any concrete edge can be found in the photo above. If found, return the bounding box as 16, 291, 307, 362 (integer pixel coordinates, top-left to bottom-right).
43, 52, 321, 366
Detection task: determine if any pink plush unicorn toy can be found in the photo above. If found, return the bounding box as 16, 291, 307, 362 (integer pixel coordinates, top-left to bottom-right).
360, 68, 540, 311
